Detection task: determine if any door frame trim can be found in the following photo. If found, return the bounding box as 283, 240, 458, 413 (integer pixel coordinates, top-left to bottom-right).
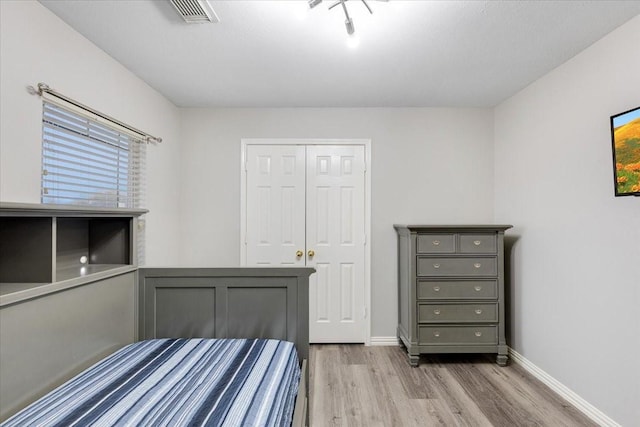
240, 138, 372, 345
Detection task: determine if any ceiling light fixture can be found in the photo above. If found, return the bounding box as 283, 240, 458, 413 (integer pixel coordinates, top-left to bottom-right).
309, 0, 376, 36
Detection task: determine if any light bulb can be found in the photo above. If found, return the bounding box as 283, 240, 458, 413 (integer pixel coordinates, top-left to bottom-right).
346, 36, 360, 49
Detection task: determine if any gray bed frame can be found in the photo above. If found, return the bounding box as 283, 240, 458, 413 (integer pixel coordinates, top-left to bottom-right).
138, 267, 314, 427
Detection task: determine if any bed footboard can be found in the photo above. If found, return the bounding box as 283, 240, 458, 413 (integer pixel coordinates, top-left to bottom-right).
137, 267, 313, 365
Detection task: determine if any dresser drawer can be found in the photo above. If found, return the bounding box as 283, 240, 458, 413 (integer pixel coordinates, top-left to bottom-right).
459, 234, 497, 253
417, 257, 497, 277
418, 325, 498, 345
418, 303, 497, 323
417, 280, 498, 300
417, 234, 455, 253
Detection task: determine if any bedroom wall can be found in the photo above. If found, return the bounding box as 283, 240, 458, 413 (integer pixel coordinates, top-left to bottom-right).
0, 0, 182, 266
494, 15, 640, 426
178, 107, 495, 338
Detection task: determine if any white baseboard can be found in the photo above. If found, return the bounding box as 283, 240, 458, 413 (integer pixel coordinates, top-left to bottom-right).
508, 347, 620, 427
369, 336, 400, 346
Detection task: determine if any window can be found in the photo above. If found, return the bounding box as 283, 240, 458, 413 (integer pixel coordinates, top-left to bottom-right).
41, 100, 147, 262
41, 101, 146, 209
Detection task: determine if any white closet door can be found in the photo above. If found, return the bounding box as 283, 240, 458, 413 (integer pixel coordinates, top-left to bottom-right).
246, 145, 306, 265
306, 146, 366, 343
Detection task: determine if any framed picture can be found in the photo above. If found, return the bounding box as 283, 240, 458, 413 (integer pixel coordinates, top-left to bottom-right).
610, 106, 640, 196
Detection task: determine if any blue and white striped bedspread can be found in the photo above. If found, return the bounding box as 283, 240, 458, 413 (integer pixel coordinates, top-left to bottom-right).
3, 338, 301, 427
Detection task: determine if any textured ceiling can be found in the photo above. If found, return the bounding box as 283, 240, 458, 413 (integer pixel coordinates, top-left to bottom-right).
39, 0, 640, 108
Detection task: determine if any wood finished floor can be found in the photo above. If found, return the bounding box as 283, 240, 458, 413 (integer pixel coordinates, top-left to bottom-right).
309, 345, 597, 427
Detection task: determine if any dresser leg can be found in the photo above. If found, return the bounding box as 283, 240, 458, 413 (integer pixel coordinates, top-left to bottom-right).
496, 353, 509, 366
408, 353, 420, 367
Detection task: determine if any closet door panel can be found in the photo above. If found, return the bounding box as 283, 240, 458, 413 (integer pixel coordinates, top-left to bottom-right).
246, 145, 306, 266
306, 146, 366, 343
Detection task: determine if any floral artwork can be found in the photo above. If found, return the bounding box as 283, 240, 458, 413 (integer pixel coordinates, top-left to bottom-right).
611, 107, 640, 196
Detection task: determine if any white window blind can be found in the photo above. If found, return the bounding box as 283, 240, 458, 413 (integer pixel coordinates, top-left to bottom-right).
41, 100, 147, 263
42, 101, 146, 208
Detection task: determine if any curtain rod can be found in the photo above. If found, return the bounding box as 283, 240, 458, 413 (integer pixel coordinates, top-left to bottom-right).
27, 82, 162, 144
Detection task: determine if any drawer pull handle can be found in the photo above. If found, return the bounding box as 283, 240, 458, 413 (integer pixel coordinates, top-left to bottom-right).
434, 309, 441, 315
475, 309, 483, 315
433, 286, 441, 292
474, 263, 482, 268
475, 331, 482, 337
474, 286, 482, 291
433, 263, 440, 269
474, 240, 482, 246
432, 240, 440, 246
434, 331, 440, 337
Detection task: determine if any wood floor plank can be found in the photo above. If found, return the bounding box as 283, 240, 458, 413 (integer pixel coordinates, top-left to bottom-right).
442, 356, 537, 426
386, 344, 430, 399
339, 344, 368, 365
356, 348, 404, 426
340, 363, 388, 427
419, 364, 494, 427
474, 360, 598, 426
310, 345, 598, 427
311, 347, 346, 426
365, 347, 434, 427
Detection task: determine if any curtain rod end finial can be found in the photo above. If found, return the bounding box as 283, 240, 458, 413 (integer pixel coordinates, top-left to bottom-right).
27, 82, 50, 96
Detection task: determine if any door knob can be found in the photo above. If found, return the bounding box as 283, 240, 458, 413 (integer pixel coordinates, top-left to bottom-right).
308, 250, 315, 257
296, 250, 303, 257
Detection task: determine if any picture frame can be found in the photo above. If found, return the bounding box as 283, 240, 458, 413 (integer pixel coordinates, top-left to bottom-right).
610, 106, 640, 197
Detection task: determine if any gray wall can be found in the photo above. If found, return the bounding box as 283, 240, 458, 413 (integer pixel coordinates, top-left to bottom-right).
178, 108, 496, 338
494, 16, 640, 426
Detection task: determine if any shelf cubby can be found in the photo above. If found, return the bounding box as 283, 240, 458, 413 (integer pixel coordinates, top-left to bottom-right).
0, 217, 53, 284
0, 202, 146, 302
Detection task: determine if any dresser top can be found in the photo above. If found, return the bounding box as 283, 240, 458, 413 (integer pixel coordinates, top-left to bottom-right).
394, 224, 513, 232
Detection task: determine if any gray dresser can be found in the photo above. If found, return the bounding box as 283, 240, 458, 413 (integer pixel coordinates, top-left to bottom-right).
394, 225, 512, 367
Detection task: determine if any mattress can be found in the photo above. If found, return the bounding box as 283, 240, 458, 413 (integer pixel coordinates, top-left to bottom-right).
2, 338, 301, 427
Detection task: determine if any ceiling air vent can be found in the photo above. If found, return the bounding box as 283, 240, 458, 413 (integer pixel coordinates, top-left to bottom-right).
169, 0, 220, 24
